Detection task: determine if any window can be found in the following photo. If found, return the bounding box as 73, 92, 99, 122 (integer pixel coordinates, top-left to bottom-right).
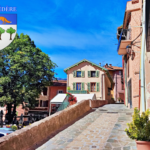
76, 83, 81, 90
42, 101, 48, 107
40, 100, 48, 107
91, 71, 96, 77
76, 71, 81, 77
58, 90, 63, 93
43, 87, 47, 96
91, 83, 96, 92
119, 71, 122, 75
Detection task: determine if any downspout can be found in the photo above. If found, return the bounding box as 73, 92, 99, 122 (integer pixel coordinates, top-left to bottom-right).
124, 56, 128, 107
116, 74, 117, 101
140, 0, 146, 112
102, 74, 103, 100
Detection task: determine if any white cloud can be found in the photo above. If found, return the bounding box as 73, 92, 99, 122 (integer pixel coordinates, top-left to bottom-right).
18, 26, 113, 49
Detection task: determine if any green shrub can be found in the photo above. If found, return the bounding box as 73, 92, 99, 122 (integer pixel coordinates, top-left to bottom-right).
125, 108, 150, 141
11, 125, 18, 131
67, 86, 71, 91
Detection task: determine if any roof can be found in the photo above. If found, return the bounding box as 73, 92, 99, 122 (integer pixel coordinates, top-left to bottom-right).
50, 94, 67, 104
50, 93, 96, 104
52, 80, 67, 86
104, 66, 123, 71
64, 59, 114, 84
64, 59, 107, 72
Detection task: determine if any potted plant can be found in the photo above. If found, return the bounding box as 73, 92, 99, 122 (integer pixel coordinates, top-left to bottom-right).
125, 108, 150, 150
11, 125, 18, 131
66, 92, 77, 105
117, 97, 122, 103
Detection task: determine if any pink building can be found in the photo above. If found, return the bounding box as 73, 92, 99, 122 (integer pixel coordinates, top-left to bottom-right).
117, 0, 142, 109
104, 64, 124, 102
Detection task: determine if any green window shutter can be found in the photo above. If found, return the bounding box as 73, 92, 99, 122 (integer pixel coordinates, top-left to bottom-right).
73, 83, 76, 90
81, 83, 84, 90
87, 82, 91, 92
96, 71, 99, 77
73, 71, 76, 77
88, 71, 91, 77
81, 71, 85, 77
96, 82, 100, 92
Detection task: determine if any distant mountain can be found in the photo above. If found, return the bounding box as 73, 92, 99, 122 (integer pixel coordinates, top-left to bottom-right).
57, 78, 67, 80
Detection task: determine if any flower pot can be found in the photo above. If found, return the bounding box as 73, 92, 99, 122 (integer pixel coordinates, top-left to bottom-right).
69, 101, 76, 106
136, 141, 150, 150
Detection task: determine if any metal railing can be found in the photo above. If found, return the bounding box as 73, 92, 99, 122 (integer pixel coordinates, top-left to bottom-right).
68, 90, 88, 94
117, 29, 131, 41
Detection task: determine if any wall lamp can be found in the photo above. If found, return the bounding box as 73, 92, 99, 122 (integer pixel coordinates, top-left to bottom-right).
126, 45, 135, 60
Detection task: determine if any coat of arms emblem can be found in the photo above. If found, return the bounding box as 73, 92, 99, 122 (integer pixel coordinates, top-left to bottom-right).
0, 14, 17, 50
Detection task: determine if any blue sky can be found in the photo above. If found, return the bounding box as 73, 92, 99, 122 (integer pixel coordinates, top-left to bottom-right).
1, 0, 128, 78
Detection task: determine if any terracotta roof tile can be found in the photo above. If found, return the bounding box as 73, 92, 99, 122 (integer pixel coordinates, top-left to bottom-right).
52, 80, 67, 86
104, 66, 123, 71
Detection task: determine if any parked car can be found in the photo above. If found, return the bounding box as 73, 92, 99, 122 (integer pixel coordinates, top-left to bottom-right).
0, 128, 14, 137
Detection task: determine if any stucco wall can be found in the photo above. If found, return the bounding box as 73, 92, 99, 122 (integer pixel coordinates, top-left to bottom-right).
126, 0, 142, 12
114, 71, 124, 101
145, 12, 150, 110
105, 75, 112, 100
37, 87, 50, 101
67, 62, 105, 99
49, 86, 66, 100
126, 9, 141, 109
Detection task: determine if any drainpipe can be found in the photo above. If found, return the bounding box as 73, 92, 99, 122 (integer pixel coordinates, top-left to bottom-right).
140, 0, 146, 112
116, 74, 117, 101
101, 74, 103, 100
125, 57, 128, 107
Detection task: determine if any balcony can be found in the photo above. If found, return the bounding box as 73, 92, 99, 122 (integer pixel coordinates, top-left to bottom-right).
68, 90, 88, 94
117, 29, 132, 55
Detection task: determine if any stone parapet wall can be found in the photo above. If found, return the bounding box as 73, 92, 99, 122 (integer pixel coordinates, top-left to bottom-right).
0, 100, 91, 150
0, 99, 110, 150
90, 100, 108, 108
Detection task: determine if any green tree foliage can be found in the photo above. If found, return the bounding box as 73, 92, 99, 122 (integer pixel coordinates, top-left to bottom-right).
0, 33, 57, 123
0, 27, 5, 40
125, 108, 150, 141
6, 27, 16, 40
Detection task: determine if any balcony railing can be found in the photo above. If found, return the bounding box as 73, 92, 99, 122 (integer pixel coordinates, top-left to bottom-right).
68, 90, 88, 94
117, 29, 131, 41
117, 28, 132, 55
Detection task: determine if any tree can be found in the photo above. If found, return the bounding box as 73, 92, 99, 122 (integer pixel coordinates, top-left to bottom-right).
0, 27, 5, 40
0, 33, 57, 123
6, 27, 16, 40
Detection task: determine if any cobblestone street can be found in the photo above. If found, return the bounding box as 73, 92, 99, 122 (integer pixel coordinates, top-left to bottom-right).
36, 104, 136, 150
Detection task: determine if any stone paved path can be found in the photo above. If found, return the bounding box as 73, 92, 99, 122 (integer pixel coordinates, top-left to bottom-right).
36, 104, 137, 150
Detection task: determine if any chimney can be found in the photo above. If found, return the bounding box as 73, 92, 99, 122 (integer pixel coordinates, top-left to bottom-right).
99, 63, 101, 66
109, 64, 112, 67
104, 63, 108, 68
